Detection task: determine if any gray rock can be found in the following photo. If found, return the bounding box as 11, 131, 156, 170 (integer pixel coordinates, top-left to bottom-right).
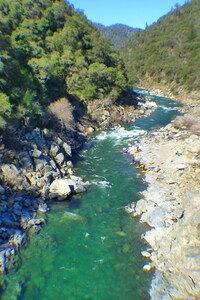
85, 127, 95, 135
134, 199, 146, 216
56, 137, 63, 145
43, 171, 58, 185
75, 184, 86, 193
1, 164, 23, 187
187, 142, 200, 154
31, 149, 42, 159
70, 175, 83, 183
0, 185, 5, 194
55, 152, 65, 166
141, 250, 151, 258
42, 128, 51, 139
62, 142, 72, 158
66, 178, 86, 194
67, 168, 73, 175
67, 160, 73, 168
38, 202, 48, 213
0, 251, 6, 273
43, 164, 54, 175
49, 159, 57, 170
10, 231, 26, 249
49, 179, 71, 200
177, 164, 188, 170
33, 157, 49, 173
28, 218, 45, 227
49, 142, 60, 157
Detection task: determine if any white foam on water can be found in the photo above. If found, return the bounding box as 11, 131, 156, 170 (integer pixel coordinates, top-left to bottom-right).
95, 126, 147, 145
160, 106, 179, 112
91, 180, 112, 188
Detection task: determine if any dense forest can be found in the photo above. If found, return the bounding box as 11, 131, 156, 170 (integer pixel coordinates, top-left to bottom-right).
120, 0, 200, 93
1, 0, 199, 131
0, 0, 130, 128
94, 23, 141, 48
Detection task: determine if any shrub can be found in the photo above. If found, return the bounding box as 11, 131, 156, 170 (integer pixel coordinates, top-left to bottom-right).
0, 93, 12, 128
48, 98, 75, 130
173, 115, 196, 130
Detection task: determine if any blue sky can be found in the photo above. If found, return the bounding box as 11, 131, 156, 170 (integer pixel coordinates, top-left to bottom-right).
68, 0, 188, 29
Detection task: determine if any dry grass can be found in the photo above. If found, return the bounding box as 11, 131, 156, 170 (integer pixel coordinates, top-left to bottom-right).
49, 98, 75, 130
173, 115, 196, 130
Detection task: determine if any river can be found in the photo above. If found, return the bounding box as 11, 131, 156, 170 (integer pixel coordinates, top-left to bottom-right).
0, 88, 182, 300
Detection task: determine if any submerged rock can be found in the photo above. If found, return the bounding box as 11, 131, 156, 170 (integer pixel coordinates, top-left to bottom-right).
61, 211, 84, 221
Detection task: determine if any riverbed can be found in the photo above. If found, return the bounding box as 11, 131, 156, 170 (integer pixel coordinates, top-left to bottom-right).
0, 89, 182, 300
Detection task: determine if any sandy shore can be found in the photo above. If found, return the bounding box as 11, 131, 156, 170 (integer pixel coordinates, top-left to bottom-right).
127, 105, 200, 299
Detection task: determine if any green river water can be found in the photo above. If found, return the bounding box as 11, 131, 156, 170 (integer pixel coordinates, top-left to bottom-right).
0, 89, 182, 300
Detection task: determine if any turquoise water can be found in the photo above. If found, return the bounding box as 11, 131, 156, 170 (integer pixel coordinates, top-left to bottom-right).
0, 89, 182, 300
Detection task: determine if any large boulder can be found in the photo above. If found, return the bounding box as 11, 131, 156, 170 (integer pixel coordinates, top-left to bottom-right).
62, 142, 72, 158
55, 152, 65, 167
186, 135, 200, 154
33, 157, 52, 174
19, 152, 34, 171
1, 164, 24, 187
66, 178, 86, 194
49, 142, 60, 158
49, 179, 71, 200
31, 148, 42, 159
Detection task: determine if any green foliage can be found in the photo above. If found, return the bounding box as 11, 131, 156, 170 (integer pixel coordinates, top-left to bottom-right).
0, 0, 130, 125
0, 92, 12, 127
120, 0, 200, 92
0, 93, 12, 115
94, 23, 141, 48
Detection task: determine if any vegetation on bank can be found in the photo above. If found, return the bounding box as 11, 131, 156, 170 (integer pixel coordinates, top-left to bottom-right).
120, 0, 200, 93
94, 23, 141, 48
0, 0, 130, 128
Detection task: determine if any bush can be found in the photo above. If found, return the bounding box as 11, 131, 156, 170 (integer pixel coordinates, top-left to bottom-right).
173, 115, 196, 130
0, 93, 12, 129
48, 98, 75, 130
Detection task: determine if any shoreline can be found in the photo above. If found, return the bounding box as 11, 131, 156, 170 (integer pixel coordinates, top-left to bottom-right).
127, 96, 200, 298
0, 91, 154, 274
139, 82, 200, 106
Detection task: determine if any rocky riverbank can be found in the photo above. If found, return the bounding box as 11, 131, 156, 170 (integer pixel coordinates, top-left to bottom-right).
0, 126, 88, 273
0, 91, 155, 274
126, 103, 200, 299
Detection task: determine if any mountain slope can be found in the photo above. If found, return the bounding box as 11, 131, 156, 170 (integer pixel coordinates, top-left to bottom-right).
0, 0, 130, 128
94, 23, 141, 48
120, 0, 200, 93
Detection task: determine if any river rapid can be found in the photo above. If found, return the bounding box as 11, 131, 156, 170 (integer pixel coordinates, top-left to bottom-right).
0, 88, 182, 300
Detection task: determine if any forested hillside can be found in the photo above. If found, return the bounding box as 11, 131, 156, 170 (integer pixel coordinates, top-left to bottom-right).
0, 0, 130, 128
120, 0, 200, 93
94, 23, 141, 48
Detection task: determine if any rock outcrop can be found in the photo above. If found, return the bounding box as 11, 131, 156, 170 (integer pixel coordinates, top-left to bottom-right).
127, 109, 200, 299
0, 126, 87, 273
